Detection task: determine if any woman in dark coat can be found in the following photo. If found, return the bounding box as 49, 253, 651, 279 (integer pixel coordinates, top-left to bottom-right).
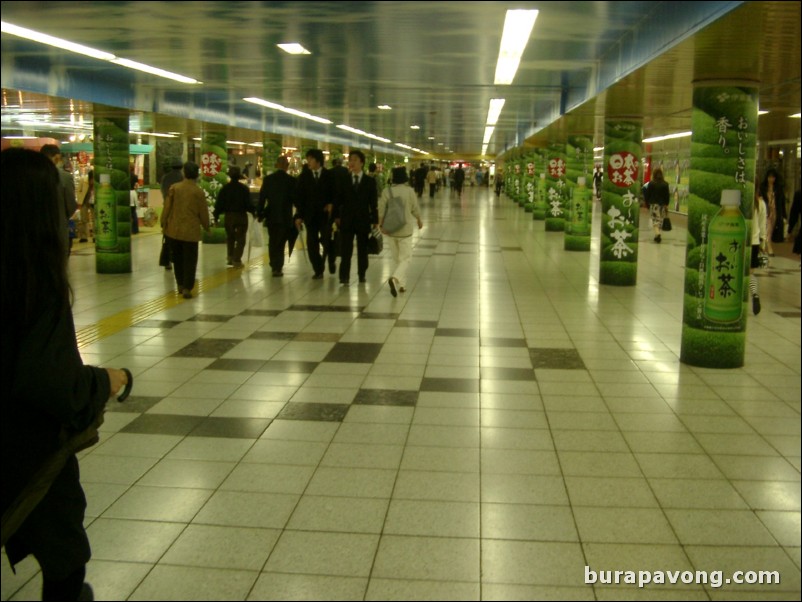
1, 148, 128, 600
644, 168, 671, 243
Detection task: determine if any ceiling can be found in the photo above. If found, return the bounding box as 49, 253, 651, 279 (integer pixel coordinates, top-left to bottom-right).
1, 1, 800, 160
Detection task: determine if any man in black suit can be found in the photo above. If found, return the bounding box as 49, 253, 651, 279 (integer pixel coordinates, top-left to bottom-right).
337, 150, 378, 285
295, 149, 336, 278
327, 157, 351, 274
258, 156, 296, 277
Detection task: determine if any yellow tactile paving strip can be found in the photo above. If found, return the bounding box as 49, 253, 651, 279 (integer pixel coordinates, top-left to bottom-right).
75, 254, 268, 348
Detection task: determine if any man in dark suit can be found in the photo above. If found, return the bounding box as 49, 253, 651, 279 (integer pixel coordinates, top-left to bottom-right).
327, 157, 351, 274
258, 156, 296, 277
336, 150, 378, 285
295, 149, 336, 278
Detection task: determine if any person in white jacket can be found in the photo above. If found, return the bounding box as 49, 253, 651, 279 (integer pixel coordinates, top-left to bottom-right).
378, 166, 423, 297
750, 184, 768, 315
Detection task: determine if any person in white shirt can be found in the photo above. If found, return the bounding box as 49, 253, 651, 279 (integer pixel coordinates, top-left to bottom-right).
378, 166, 423, 296
750, 184, 768, 315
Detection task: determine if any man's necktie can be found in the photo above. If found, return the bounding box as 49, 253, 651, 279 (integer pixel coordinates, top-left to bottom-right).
353, 175, 359, 190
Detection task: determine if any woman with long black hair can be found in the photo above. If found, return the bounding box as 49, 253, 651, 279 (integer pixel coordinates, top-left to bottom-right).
1, 148, 128, 600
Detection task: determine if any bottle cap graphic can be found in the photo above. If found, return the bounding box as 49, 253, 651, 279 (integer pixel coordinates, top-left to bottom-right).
100, 174, 111, 184
721, 189, 740, 207
578, 177, 586, 186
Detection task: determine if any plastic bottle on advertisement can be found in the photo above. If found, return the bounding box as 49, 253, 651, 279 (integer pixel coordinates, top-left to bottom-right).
95, 174, 118, 252
703, 190, 746, 324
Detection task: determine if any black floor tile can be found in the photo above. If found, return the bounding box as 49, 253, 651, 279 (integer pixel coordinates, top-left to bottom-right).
396, 320, 439, 329
360, 312, 400, 320
260, 361, 319, 373
277, 403, 350, 422
240, 309, 284, 317
353, 389, 419, 407
106, 396, 162, 414
250, 331, 300, 340
481, 367, 536, 381
776, 311, 802, 318
500, 246, 523, 251
324, 342, 383, 363
436, 328, 480, 338
206, 358, 266, 372
172, 339, 242, 358
420, 378, 480, 393
529, 348, 587, 370
289, 304, 363, 313
189, 417, 271, 439
294, 332, 342, 342
187, 314, 235, 322
481, 337, 528, 348
120, 414, 204, 436
132, 320, 183, 329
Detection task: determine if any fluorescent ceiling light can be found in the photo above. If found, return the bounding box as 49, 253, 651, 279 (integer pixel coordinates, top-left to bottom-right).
111, 58, 201, 84
248, 142, 264, 147
130, 131, 177, 138
483, 126, 495, 145
410, 125, 420, 130
494, 10, 539, 85
428, 136, 435, 140
1, 21, 115, 60
642, 131, 692, 143
378, 105, 392, 110
2, 21, 201, 84
3, 136, 38, 140
277, 43, 311, 55
16, 119, 92, 130
227, 140, 247, 145
244, 97, 332, 125
336, 124, 392, 143
486, 98, 506, 125
758, 110, 769, 115
482, 144, 489, 156
791, 113, 801, 118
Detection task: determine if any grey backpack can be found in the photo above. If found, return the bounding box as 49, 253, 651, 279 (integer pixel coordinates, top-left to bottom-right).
382, 192, 407, 234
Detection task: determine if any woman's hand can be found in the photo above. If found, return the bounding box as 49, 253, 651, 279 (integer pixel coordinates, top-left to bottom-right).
105, 368, 129, 397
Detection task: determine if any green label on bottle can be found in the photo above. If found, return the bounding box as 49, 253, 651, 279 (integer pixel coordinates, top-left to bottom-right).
703, 208, 746, 324
95, 182, 118, 252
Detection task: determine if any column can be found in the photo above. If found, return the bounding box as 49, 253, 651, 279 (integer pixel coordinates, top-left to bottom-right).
599, 120, 642, 285
545, 142, 567, 232
680, 82, 758, 369
565, 135, 594, 251
523, 151, 537, 212
262, 137, 282, 176
200, 130, 228, 244
93, 105, 132, 274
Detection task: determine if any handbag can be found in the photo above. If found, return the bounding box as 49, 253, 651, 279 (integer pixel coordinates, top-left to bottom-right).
158, 236, 171, 267
367, 227, 383, 255
662, 216, 672, 231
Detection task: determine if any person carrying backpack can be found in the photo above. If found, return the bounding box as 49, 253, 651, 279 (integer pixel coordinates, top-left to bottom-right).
378, 166, 423, 297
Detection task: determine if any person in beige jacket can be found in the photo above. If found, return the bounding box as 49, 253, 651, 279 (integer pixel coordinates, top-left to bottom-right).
161, 161, 209, 298
379, 166, 423, 297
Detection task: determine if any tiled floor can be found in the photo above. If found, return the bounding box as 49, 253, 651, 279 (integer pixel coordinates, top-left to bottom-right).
2, 186, 800, 601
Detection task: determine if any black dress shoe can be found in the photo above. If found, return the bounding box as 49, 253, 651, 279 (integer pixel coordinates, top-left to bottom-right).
312, 272, 324, 279
272, 271, 283, 277
388, 278, 397, 297
359, 276, 366, 283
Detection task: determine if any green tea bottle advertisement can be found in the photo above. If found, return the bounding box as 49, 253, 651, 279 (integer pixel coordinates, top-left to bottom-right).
680, 84, 757, 369
566, 177, 592, 251
600, 121, 642, 285
513, 162, 522, 204
93, 110, 131, 274
262, 137, 282, 175
200, 131, 228, 244
533, 173, 548, 220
